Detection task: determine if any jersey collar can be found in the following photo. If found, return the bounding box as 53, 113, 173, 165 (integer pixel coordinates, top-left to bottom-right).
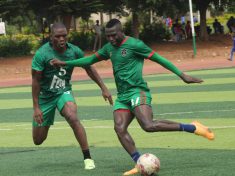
117, 36, 129, 47
49, 42, 70, 53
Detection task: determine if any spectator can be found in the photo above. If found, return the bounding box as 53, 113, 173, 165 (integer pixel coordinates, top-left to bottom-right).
207, 26, 212, 35
193, 16, 198, 23
185, 21, 192, 39
227, 16, 235, 33
194, 25, 212, 37
213, 19, 223, 34
166, 17, 172, 28
42, 19, 50, 44
172, 19, 184, 42
181, 16, 185, 25
93, 20, 102, 52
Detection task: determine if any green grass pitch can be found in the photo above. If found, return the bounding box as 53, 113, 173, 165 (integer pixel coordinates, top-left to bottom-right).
0, 67, 235, 176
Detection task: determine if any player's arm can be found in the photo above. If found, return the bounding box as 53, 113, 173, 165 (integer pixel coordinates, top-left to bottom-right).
31, 69, 43, 124
50, 54, 100, 67
150, 52, 203, 83
84, 66, 113, 105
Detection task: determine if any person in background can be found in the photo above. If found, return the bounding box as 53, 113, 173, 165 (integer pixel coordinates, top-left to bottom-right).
229, 28, 235, 61
213, 19, 223, 34
185, 20, 192, 39
172, 19, 183, 42
93, 20, 102, 52
227, 16, 235, 33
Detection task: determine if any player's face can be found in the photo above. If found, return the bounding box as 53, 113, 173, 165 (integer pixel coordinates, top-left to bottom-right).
51, 27, 68, 50
105, 25, 124, 46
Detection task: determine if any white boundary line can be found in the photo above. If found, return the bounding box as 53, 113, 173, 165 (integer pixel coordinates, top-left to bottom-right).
1, 125, 235, 131
1, 109, 235, 131
155, 109, 235, 116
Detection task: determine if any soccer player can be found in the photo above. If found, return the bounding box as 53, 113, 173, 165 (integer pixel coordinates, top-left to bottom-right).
50, 19, 215, 175
31, 22, 113, 170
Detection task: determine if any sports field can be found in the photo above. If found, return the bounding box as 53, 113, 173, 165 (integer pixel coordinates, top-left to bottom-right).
0, 67, 235, 176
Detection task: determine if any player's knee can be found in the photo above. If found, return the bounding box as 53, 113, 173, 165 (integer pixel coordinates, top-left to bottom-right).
141, 123, 154, 132
114, 125, 126, 136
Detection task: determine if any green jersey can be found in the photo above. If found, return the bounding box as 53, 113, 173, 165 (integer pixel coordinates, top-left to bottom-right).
96, 37, 153, 98
32, 42, 84, 98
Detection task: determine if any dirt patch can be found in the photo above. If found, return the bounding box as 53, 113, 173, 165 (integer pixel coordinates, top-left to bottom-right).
0, 34, 234, 87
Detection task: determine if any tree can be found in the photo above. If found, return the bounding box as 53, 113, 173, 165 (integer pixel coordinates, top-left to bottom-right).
29, 0, 104, 31
193, 0, 233, 41
0, 0, 105, 33
150, 0, 233, 41
0, 0, 37, 33
124, 0, 159, 38
123, 0, 189, 38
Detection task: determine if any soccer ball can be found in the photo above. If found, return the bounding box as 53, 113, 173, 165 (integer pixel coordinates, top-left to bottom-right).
137, 153, 160, 175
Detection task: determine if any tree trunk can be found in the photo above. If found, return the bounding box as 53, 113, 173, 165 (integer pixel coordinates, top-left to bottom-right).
37, 16, 43, 33
62, 15, 72, 32
199, 7, 208, 41
73, 16, 76, 31
19, 22, 23, 33
197, 0, 210, 41
100, 12, 104, 26
109, 13, 112, 20
132, 11, 139, 38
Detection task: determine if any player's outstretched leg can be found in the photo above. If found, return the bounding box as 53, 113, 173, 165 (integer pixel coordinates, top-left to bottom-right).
191, 121, 214, 140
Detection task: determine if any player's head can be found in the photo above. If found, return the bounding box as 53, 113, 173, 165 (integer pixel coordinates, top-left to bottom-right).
50, 22, 67, 51
105, 19, 125, 46
96, 20, 99, 24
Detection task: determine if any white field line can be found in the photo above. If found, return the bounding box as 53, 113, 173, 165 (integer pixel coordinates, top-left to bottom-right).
15, 124, 31, 127
155, 109, 235, 116
1, 125, 235, 131
0, 109, 235, 131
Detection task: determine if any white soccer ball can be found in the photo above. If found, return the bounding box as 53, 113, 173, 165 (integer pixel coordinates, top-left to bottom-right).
137, 153, 160, 175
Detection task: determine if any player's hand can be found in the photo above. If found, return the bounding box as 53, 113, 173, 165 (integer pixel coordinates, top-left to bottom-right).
33, 107, 43, 125
50, 59, 66, 67
180, 73, 203, 84
102, 88, 113, 105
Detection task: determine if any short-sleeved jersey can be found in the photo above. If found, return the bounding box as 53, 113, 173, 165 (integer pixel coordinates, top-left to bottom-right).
96, 36, 154, 100
32, 42, 84, 98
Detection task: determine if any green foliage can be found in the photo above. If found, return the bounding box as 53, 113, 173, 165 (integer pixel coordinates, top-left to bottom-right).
68, 31, 93, 50
123, 18, 133, 36
0, 37, 31, 57
139, 22, 172, 42
207, 13, 235, 25
0, 34, 40, 57
5, 25, 19, 36
206, 13, 235, 33
22, 26, 38, 35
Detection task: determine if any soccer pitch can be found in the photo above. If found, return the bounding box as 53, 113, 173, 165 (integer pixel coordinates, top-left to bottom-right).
0, 68, 235, 176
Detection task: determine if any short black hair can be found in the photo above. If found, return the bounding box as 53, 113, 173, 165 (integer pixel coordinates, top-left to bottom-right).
51, 22, 66, 33
106, 19, 121, 28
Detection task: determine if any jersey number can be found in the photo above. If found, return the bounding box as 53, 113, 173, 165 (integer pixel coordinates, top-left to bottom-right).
131, 97, 140, 106
50, 68, 66, 89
